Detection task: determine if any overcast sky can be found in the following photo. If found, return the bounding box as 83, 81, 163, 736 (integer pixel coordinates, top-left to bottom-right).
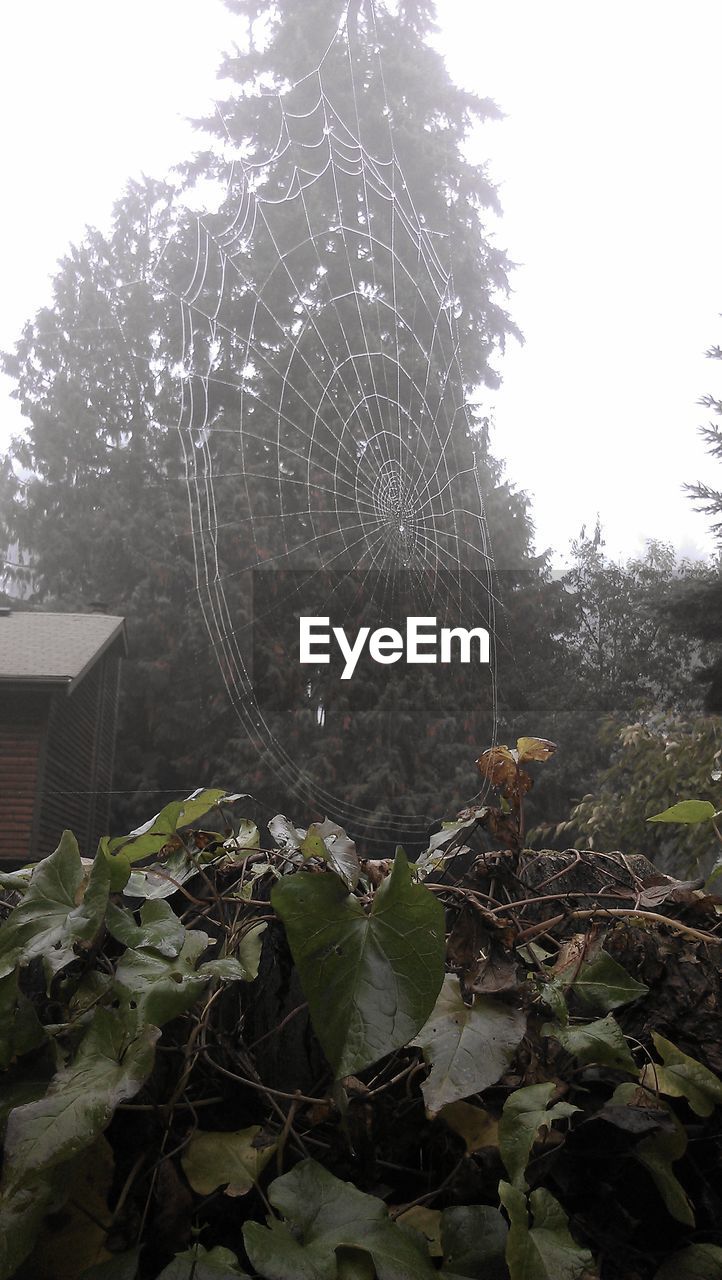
2, 0, 721, 563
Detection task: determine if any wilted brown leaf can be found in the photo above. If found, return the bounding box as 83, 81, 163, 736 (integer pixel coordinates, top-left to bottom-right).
476, 746, 518, 793
440, 1100, 499, 1153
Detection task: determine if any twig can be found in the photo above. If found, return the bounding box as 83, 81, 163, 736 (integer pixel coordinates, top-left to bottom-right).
247, 1002, 308, 1050
569, 907, 721, 945
389, 1154, 467, 1218
203, 1049, 324, 1106
515, 914, 566, 944
492, 890, 626, 914
365, 1061, 420, 1099
203, 1050, 313, 1158
117, 1096, 224, 1112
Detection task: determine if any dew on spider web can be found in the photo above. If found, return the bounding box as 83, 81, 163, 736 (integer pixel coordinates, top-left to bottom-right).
130, 1, 501, 836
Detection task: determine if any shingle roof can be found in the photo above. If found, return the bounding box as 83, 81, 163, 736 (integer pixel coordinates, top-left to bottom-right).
0, 612, 126, 691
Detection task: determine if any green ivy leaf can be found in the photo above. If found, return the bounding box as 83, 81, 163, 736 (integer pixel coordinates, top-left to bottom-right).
0, 866, 33, 895
238, 920, 267, 978
106, 898, 186, 958
0, 1166, 69, 1280
112, 906, 264, 1029
637, 1112, 695, 1226
301, 820, 360, 891
499, 1083, 579, 1188
642, 1032, 722, 1117
394, 1207, 442, 1258
113, 921, 209, 1027
654, 1244, 722, 1280
154, 1244, 249, 1278
570, 950, 648, 1014
243, 1159, 437, 1280
122, 847, 202, 900
543, 1014, 637, 1075
538, 976, 569, 1025
412, 975, 526, 1114
108, 789, 227, 863
230, 819, 261, 852
77, 1249, 142, 1279
0, 831, 109, 984
272, 849, 445, 1078
269, 814, 303, 851
0, 1079, 49, 1136
0, 1008, 158, 1190
98, 836, 132, 892
647, 800, 717, 824
0, 971, 46, 1069
499, 1182, 597, 1280
607, 1083, 694, 1225
440, 1204, 508, 1279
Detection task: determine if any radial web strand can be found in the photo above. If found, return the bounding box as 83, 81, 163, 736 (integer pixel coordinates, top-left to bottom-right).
140, 1, 502, 835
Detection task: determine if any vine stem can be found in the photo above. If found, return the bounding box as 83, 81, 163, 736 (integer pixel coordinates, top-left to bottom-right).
388, 1154, 467, 1218
569, 907, 721, 945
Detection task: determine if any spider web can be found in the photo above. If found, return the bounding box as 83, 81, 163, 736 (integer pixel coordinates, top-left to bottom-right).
150, 2, 501, 834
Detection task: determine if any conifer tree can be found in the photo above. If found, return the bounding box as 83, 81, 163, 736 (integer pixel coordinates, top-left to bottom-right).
2, 0, 544, 844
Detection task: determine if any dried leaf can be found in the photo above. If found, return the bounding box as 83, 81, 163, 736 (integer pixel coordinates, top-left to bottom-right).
181, 1126, 276, 1197
439, 1100, 499, 1152
516, 737, 557, 764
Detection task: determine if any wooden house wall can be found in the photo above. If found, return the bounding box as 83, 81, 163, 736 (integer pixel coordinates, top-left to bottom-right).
37, 652, 122, 858
0, 690, 47, 862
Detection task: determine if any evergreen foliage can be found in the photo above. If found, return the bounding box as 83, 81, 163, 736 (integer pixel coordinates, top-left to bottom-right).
1, 0, 540, 846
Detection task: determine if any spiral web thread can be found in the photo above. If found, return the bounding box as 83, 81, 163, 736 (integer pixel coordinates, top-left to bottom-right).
162, 1, 500, 831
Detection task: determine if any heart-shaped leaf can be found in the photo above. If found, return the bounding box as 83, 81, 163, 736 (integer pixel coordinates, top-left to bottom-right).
499, 1183, 597, 1280
109, 789, 227, 859
1, 1009, 158, 1190
647, 800, 716, 825
243, 1159, 436, 1280
440, 1204, 508, 1280
154, 1244, 249, 1278
272, 849, 444, 1078
499, 1083, 578, 1188
0, 832, 109, 984
654, 1244, 722, 1279
302, 819, 360, 891
181, 1126, 276, 1197
641, 1033, 722, 1117
570, 951, 648, 1014
439, 1100, 499, 1153
544, 1014, 636, 1075
412, 976, 526, 1114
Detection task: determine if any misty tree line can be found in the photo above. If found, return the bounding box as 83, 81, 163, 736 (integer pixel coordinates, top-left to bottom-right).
1, 0, 721, 864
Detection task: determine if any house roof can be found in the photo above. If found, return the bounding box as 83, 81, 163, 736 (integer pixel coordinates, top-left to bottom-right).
0, 612, 127, 693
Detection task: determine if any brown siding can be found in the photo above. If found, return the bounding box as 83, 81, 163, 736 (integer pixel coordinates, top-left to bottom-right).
0, 642, 123, 863
36, 651, 122, 858
0, 691, 48, 861
91, 653, 121, 850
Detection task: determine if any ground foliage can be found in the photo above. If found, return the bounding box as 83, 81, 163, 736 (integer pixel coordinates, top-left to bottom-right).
1, 746, 722, 1279
550, 717, 722, 876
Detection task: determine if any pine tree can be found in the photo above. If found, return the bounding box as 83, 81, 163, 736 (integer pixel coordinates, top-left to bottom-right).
0, 179, 239, 831
2, 0, 544, 846
663, 338, 722, 711
178, 0, 543, 840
